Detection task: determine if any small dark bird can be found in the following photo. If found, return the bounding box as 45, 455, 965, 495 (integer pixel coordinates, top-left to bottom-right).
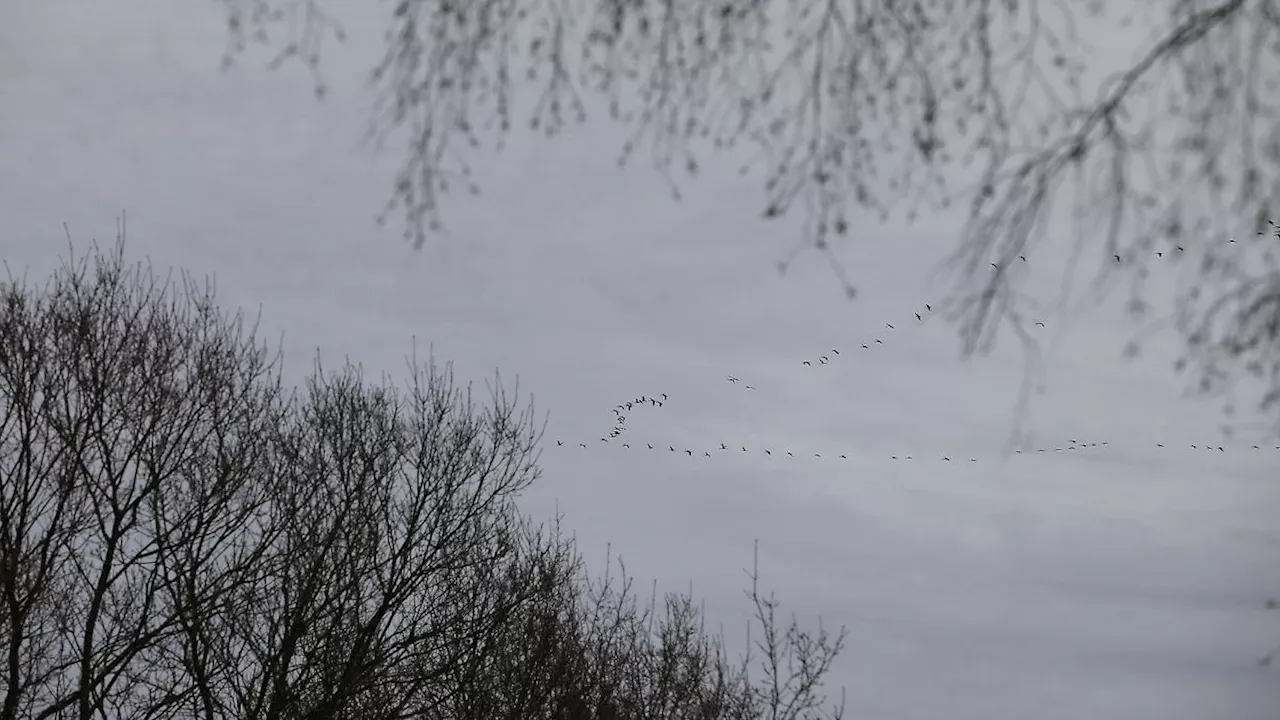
875, 339, 883, 344
787, 451, 794, 457
742, 446, 747, 451
662, 393, 668, 400
721, 443, 727, 450
832, 349, 840, 355
991, 263, 999, 269
601, 438, 609, 442
648, 444, 654, 449
814, 453, 821, 458
745, 385, 756, 390
765, 450, 772, 455
862, 344, 869, 349
1156, 251, 1163, 257
622, 444, 630, 448
886, 323, 894, 329
1113, 254, 1121, 263
728, 376, 739, 383
891, 455, 898, 460
670, 446, 676, 452
944, 456, 951, 461
820, 356, 829, 364
970, 458, 977, 462
579, 443, 587, 448
557, 440, 563, 446
840, 454, 847, 459
1019, 255, 1026, 261
705, 452, 711, 457
1176, 246, 1184, 252
926, 304, 932, 311
1156, 444, 1164, 448
686, 449, 693, 456
626, 402, 633, 410
1035, 321, 1046, 327
915, 313, 922, 321
803, 360, 811, 366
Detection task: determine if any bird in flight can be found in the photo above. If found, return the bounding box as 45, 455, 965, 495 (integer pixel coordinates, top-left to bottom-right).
886, 323, 894, 329
685, 449, 693, 456
803, 360, 811, 366
728, 376, 740, 383
744, 385, 756, 390
721, 443, 728, 450
579, 443, 587, 448
925, 304, 932, 311
557, 440, 563, 446
915, 313, 922, 321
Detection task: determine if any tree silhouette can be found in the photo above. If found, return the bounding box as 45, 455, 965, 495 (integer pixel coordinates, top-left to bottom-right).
219, 0, 1280, 432
0, 241, 847, 719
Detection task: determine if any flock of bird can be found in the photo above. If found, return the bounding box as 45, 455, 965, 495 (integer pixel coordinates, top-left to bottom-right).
553, 229, 1280, 464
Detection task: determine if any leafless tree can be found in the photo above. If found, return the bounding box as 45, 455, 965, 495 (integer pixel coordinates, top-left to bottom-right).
218, 0, 1280, 432
1, 241, 847, 718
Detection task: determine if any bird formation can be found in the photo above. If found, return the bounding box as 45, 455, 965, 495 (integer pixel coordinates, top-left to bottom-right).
556, 435, 1280, 462
554, 230, 1279, 463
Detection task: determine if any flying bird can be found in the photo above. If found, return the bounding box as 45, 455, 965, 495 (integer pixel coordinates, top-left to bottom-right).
728, 376, 740, 383
579, 443, 587, 448
915, 313, 922, 321
886, 323, 894, 329
686, 449, 693, 456
831, 349, 840, 355
721, 443, 727, 450
875, 339, 883, 344
745, 385, 756, 390
925, 304, 932, 311
557, 440, 563, 446
803, 360, 811, 366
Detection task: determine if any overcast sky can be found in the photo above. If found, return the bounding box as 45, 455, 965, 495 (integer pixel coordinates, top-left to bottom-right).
2, 1, 1278, 718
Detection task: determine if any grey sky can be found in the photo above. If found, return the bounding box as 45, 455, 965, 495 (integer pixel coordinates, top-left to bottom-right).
1, 1, 1277, 718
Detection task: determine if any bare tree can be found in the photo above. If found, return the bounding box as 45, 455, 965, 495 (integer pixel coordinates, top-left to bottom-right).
218, 0, 1280, 432
2, 240, 848, 718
